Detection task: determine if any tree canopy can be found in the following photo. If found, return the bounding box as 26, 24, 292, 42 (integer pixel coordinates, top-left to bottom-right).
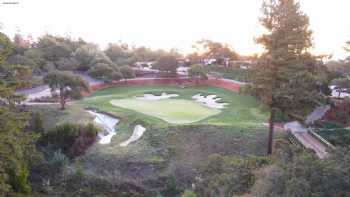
0, 32, 40, 196
155, 55, 178, 76
250, 0, 325, 154
44, 71, 88, 110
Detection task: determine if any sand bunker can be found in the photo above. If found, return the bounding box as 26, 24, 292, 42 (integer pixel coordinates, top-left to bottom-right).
120, 125, 146, 147
87, 110, 119, 144
136, 93, 178, 101
192, 94, 228, 109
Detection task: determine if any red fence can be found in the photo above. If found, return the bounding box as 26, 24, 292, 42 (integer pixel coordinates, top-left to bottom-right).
84, 78, 241, 96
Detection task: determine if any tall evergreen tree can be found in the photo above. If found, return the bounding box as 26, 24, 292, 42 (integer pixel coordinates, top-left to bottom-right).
0, 32, 40, 196
251, 0, 325, 154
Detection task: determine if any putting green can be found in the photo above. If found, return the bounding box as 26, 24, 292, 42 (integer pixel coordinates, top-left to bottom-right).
110, 98, 220, 124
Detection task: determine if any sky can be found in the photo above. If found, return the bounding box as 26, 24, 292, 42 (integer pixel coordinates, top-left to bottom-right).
0, 0, 350, 59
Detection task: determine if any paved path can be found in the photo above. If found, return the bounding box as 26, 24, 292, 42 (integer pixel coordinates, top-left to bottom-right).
284, 121, 329, 159
305, 105, 330, 125
16, 73, 103, 102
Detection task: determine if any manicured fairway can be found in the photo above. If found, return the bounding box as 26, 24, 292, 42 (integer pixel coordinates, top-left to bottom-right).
110, 98, 220, 124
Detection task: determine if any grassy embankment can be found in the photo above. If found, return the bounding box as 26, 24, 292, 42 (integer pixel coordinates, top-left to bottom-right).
30, 85, 285, 193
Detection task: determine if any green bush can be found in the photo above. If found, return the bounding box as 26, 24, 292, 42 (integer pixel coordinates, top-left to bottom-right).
8, 165, 31, 194
195, 154, 262, 196
161, 176, 182, 197
87, 63, 115, 82
48, 149, 69, 172
181, 190, 197, 197
40, 123, 98, 157
206, 65, 250, 82
29, 112, 45, 133
85, 123, 99, 137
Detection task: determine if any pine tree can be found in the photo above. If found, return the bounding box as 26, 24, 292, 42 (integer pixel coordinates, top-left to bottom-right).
0, 32, 40, 195
251, 0, 325, 154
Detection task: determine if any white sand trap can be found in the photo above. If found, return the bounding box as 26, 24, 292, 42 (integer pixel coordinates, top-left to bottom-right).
192, 94, 228, 109
136, 93, 178, 101
87, 110, 119, 144
120, 125, 146, 147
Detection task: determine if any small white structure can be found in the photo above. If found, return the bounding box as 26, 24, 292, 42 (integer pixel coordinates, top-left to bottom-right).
120, 125, 146, 147
192, 94, 228, 109
136, 93, 179, 101
87, 110, 119, 144
330, 85, 350, 98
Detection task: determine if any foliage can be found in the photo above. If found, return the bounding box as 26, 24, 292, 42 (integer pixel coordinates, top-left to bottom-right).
87, 63, 115, 82
40, 123, 98, 157
0, 33, 40, 195
111, 70, 123, 82
119, 65, 135, 82
193, 39, 238, 64
181, 190, 197, 197
37, 35, 72, 62
155, 55, 178, 75
29, 111, 45, 133
251, 142, 350, 197
104, 43, 134, 65
188, 64, 208, 83
326, 60, 350, 76
206, 65, 250, 82
250, 0, 325, 154
55, 57, 79, 71
161, 176, 183, 197
323, 98, 350, 125
317, 122, 350, 146
0, 32, 12, 64
44, 71, 88, 109
195, 154, 268, 196
47, 149, 69, 172
73, 44, 100, 71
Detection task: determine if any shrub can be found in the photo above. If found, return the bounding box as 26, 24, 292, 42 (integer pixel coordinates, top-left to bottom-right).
47, 149, 69, 172
29, 112, 45, 133
87, 63, 115, 82
181, 190, 197, 197
8, 166, 31, 194
161, 176, 182, 197
195, 154, 260, 196
40, 123, 98, 157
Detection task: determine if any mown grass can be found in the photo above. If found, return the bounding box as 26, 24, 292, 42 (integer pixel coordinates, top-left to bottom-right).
79, 85, 268, 128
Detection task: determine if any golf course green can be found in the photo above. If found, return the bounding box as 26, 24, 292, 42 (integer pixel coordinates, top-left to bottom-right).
110, 98, 220, 124
80, 85, 268, 127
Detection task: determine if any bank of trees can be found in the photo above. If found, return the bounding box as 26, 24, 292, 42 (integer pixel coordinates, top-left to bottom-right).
2, 34, 183, 88
0, 32, 40, 196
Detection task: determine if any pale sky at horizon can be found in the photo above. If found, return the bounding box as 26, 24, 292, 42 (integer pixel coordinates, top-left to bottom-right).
1, 0, 350, 59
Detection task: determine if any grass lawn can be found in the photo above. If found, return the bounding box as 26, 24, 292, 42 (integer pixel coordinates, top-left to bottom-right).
79, 85, 268, 127
110, 99, 220, 124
